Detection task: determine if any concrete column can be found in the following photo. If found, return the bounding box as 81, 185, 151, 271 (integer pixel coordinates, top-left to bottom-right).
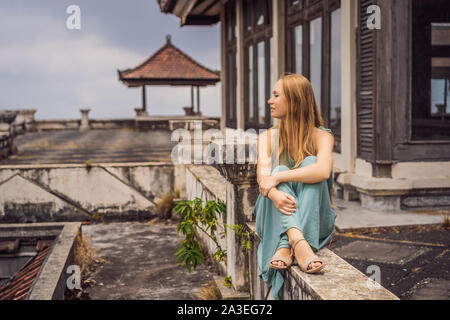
191, 85, 195, 109
0, 111, 18, 134
0, 111, 19, 157
197, 86, 201, 115
334, 0, 358, 174
214, 140, 259, 292
20, 109, 37, 132
272, 0, 286, 79
220, 5, 227, 136
236, 0, 245, 130
80, 108, 91, 131
142, 85, 146, 112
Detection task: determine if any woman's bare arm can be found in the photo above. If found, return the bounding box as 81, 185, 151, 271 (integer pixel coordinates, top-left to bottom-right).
274, 130, 334, 184
257, 129, 296, 208
256, 129, 272, 186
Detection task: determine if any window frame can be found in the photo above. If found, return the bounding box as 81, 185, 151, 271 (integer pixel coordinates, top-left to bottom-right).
411, 1, 450, 142
370, 0, 450, 163
243, 0, 273, 131
285, 0, 341, 153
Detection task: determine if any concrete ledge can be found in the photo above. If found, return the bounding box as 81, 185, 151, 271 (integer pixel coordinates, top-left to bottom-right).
284, 249, 399, 300
31, 117, 219, 132
246, 222, 399, 300
34, 119, 135, 131
187, 165, 227, 203
338, 172, 450, 191
0, 162, 173, 170
34, 120, 80, 131
336, 172, 450, 210
28, 222, 81, 300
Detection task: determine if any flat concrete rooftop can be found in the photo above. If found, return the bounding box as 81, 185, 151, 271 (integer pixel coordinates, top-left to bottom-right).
1, 129, 177, 165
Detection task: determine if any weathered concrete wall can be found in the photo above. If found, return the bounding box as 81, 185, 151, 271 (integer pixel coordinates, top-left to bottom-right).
34, 120, 80, 131
173, 164, 187, 199
185, 165, 227, 276
0, 163, 176, 222
33, 118, 220, 132
33, 119, 139, 131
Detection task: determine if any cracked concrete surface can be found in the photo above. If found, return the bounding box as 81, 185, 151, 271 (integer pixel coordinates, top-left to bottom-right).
333, 240, 432, 265
329, 225, 450, 300
81, 221, 217, 300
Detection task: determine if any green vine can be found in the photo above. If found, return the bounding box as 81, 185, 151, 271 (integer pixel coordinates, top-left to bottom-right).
174, 197, 251, 273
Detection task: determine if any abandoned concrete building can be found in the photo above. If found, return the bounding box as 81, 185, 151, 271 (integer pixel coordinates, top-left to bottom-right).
0, 0, 448, 300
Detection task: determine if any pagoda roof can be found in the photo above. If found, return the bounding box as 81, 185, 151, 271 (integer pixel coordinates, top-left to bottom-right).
118, 35, 220, 87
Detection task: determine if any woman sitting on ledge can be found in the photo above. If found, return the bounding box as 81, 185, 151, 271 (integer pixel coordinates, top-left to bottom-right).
253, 73, 337, 300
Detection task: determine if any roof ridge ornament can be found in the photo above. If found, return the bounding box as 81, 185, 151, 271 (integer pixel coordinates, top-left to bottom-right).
166, 34, 172, 44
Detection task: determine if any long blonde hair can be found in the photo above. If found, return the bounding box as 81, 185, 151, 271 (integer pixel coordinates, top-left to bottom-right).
274, 73, 336, 211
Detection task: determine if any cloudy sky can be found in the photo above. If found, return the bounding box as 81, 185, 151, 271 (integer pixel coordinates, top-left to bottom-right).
0, 0, 221, 120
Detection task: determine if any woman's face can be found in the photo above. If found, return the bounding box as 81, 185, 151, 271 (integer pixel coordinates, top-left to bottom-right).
268, 80, 288, 120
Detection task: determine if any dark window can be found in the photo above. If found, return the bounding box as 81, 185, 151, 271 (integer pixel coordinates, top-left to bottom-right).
412, 0, 450, 141
225, 0, 237, 129
285, 0, 341, 153
244, 0, 273, 130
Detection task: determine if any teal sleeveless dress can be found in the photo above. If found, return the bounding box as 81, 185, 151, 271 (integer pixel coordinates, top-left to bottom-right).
252, 126, 337, 300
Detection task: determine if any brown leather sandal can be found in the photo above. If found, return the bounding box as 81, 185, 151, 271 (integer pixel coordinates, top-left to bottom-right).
269, 248, 293, 270
291, 238, 325, 274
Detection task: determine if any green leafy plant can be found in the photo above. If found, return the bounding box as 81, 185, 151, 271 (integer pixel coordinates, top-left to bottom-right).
224, 276, 232, 288
174, 197, 225, 272
174, 197, 250, 273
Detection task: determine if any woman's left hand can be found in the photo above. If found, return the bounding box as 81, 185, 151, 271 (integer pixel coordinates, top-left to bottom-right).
259, 174, 279, 197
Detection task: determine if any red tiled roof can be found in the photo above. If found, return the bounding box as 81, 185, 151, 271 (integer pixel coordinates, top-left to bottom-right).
118, 36, 220, 87
0, 240, 53, 300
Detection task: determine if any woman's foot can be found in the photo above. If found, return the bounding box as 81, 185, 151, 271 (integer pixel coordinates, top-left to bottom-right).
287, 228, 323, 271
269, 247, 292, 269
290, 238, 323, 271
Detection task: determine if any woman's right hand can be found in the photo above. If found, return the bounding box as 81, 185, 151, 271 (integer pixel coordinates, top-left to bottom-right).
268, 189, 297, 216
